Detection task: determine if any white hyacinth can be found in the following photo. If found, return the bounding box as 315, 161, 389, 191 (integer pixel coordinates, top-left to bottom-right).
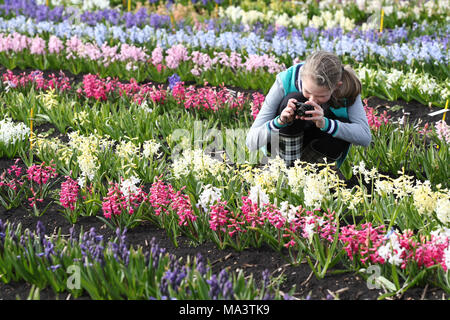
198, 184, 222, 212
303, 175, 328, 208
142, 139, 161, 159
248, 185, 270, 209
0, 118, 30, 144
120, 176, 141, 198
377, 232, 405, 267
435, 197, 450, 225
279, 201, 298, 223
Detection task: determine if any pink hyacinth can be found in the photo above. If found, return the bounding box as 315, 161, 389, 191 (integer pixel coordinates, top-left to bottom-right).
81, 74, 117, 101
191, 51, 214, 72
180, 83, 246, 112
151, 46, 164, 65
7, 159, 22, 178
100, 43, 119, 66
244, 54, 284, 74
148, 178, 173, 216
60, 176, 79, 211
102, 183, 123, 219
363, 99, 390, 129
80, 42, 102, 61
0, 32, 29, 53
48, 35, 64, 54
209, 201, 229, 232
435, 120, 450, 144
251, 92, 266, 120
171, 190, 196, 226
214, 51, 243, 70
149, 84, 167, 104
118, 43, 148, 62
171, 81, 186, 102
65, 36, 83, 58
414, 233, 449, 270
1, 69, 71, 92
29, 36, 46, 55
166, 44, 189, 69
339, 223, 386, 265
102, 181, 146, 219
241, 196, 265, 228
26, 162, 58, 185
148, 178, 196, 226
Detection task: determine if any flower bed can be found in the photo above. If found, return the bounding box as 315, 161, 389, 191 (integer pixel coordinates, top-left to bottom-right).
0, 0, 449, 302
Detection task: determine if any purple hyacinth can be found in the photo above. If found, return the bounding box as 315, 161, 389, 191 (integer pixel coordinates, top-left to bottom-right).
36, 220, 46, 246
148, 237, 168, 268
0, 219, 6, 248
168, 73, 181, 90
80, 227, 105, 267
109, 228, 130, 265
195, 253, 209, 276
207, 268, 233, 299
160, 264, 187, 297
276, 26, 289, 38
262, 269, 270, 288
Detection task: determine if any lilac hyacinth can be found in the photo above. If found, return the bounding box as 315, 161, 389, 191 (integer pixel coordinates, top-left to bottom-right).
0, 219, 6, 248
195, 253, 209, 276
80, 227, 105, 267
207, 268, 233, 299
36, 220, 46, 246
276, 26, 289, 38
168, 73, 181, 90
160, 264, 188, 297
147, 237, 168, 268
41, 237, 56, 261
109, 228, 130, 265
68, 225, 76, 245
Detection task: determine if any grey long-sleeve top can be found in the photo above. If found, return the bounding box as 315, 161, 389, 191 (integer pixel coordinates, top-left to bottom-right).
246, 72, 372, 152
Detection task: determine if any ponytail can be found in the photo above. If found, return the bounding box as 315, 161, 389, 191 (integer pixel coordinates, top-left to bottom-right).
333, 65, 361, 106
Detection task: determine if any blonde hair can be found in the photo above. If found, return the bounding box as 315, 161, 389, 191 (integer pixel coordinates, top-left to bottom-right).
301, 51, 361, 106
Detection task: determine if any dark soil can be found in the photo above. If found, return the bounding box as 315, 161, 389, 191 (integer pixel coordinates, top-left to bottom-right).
0, 67, 449, 300
365, 96, 449, 126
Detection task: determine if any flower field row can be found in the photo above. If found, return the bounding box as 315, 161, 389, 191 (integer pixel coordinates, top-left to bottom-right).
1, 14, 447, 72
2, 0, 448, 30
0, 0, 449, 300
1, 69, 448, 186
0, 35, 448, 105
0, 219, 289, 299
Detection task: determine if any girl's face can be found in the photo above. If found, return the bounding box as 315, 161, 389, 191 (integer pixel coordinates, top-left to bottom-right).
301, 76, 333, 105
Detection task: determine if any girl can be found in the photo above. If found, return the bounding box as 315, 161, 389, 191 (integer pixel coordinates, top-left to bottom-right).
246, 50, 372, 168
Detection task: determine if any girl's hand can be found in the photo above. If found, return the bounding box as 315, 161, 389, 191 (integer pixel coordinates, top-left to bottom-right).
279, 98, 301, 125
301, 100, 326, 129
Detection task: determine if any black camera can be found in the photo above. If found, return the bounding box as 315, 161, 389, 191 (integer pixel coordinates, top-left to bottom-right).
293, 101, 314, 117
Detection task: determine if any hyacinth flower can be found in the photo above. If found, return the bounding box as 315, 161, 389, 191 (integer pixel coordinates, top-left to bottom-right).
0, 159, 59, 215
146, 178, 198, 246
26, 161, 59, 216
100, 179, 148, 231
0, 159, 26, 210
1, 69, 71, 93
362, 99, 391, 130
59, 175, 82, 224
0, 117, 31, 159
435, 120, 450, 144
